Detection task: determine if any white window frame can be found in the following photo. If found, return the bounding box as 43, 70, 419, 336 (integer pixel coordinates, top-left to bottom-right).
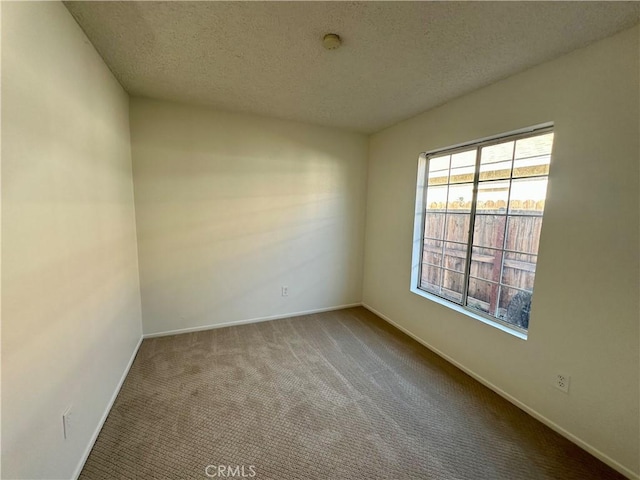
410, 123, 554, 340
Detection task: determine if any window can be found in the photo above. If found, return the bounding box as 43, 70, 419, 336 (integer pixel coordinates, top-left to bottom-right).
412, 127, 554, 334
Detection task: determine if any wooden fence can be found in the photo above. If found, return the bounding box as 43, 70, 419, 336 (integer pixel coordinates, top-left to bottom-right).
421, 205, 543, 320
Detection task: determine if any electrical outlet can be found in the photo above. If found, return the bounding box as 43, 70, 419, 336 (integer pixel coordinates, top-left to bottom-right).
281, 286, 289, 297
62, 406, 73, 440
555, 374, 570, 393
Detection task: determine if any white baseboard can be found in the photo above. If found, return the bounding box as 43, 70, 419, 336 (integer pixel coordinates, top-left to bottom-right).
362, 303, 639, 480
72, 335, 144, 480
142, 303, 363, 339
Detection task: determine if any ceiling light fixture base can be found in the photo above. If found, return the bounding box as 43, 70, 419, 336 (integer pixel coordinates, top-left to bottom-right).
323, 33, 342, 50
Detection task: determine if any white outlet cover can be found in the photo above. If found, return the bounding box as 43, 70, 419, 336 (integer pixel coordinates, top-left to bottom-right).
555, 374, 570, 393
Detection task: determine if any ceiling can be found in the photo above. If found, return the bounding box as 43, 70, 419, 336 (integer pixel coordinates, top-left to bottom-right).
64, 1, 640, 134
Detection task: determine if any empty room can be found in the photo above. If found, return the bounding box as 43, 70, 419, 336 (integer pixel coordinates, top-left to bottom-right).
2, 1, 639, 479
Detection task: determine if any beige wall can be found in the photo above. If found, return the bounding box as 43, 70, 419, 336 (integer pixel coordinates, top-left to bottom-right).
2, 2, 638, 478
363, 26, 640, 477
130, 98, 368, 335
1, 3, 143, 479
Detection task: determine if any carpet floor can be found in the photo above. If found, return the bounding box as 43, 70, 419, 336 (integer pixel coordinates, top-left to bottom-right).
80, 307, 625, 479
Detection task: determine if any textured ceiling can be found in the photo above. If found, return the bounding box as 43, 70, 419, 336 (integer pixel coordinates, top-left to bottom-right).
64, 1, 640, 133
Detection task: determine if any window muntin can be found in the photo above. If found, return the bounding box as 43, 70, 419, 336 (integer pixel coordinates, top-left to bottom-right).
417, 129, 553, 333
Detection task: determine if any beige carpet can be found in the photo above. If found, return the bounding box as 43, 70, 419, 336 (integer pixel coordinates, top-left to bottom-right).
80, 307, 624, 479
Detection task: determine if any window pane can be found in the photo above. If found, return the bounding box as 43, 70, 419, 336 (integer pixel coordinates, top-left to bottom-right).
508, 177, 548, 215
476, 180, 509, 213
513, 155, 550, 178
481, 141, 514, 164
428, 155, 450, 186
429, 155, 450, 172
498, 287, 532, 329
467, 277, 498, 315
447, 183, 473, 212
473, 214, 506, 249
505, 216, 543, 254
451, 149, 476, 168
441, 270, 464, 303
423, 252, 442, 266
445, 213, 470, 243
443, 242, 467, 273
480, 160, 512, 181
422, 239, 443, 266
425, 185, 448, 211
424, 212, 446, 240
420, 264, 443, 295
515, 132, 553, 159
469, 246, 503, 282
449, 150, 476, 184
428, 171, 449, 186
513, 132, 553, 178
502, 252, 537, 291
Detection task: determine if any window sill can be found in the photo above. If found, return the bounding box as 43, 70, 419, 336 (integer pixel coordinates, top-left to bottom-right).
410, 286, 528, 340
